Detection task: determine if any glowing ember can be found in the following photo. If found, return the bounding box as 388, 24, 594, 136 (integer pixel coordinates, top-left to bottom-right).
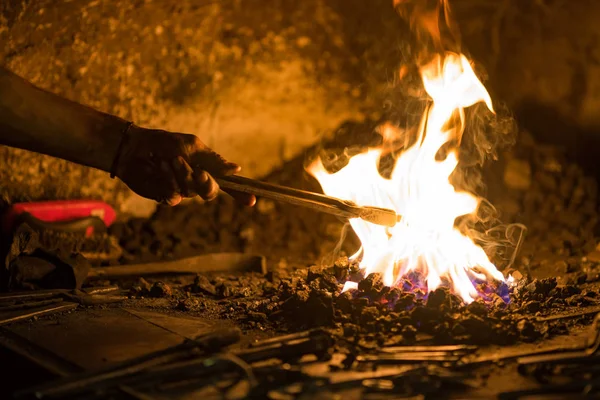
341, 281, 359, 293
308, 52, 505, 304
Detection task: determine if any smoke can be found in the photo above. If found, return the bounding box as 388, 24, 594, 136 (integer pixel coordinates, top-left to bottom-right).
394, 0, 461, 58
390, 0, 521, 270
308, 0, 523, 272
319, 222, 356, 269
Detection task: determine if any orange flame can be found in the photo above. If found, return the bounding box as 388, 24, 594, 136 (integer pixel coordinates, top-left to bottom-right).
394, 0, 460, 55
308, 52, 504, 303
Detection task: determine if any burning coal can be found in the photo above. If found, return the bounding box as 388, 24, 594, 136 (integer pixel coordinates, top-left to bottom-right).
308, 0, 508, 304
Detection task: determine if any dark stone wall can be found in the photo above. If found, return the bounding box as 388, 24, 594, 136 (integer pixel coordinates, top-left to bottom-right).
453, 0, 600, 175
1, 0, 598, 214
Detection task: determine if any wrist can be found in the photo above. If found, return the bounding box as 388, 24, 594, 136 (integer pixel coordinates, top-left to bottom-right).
109, 121, 134, 178
87, 115, 133, 173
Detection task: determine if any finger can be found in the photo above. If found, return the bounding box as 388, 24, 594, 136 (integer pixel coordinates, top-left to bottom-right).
193, 170, 219, 201
160, 160, 183, 206
222, 188, 256, 207
191, 150, 241, 177
164, 194, 182, 206
171, 156, 196, 197
221, 161, 241, 176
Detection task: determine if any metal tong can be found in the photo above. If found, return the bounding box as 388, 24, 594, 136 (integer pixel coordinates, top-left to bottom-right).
357, 344, 478, 366
217, 175, 400, 227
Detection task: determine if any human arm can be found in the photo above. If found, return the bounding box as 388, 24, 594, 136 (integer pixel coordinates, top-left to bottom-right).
0, 66, 254, 206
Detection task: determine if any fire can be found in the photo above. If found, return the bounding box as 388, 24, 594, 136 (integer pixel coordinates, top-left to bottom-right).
308, 52, 505, 303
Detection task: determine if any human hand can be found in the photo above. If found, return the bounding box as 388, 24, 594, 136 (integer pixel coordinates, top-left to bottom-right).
112, 125, 256, 207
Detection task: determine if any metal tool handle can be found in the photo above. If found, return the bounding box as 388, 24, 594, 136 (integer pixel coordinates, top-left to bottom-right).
217, 175, 399, 227
216, 175, 362, 220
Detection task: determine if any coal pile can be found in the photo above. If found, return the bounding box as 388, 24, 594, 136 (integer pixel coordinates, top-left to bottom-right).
122, 255, 600, 349
259, 259, 597, 346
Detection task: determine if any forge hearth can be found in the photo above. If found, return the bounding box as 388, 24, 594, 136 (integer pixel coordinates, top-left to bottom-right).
2, 116, 600, 398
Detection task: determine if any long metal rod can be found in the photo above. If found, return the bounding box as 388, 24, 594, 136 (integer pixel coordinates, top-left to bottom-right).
87, 253, 266, 279
217, 175, 399, 227
0, 302, 78, 326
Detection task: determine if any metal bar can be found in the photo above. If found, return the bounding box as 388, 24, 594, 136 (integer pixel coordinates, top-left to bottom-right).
66, 294, 128, 306
84, 286, 121, 295
217, 175, 399, 227
219, 175, 357, 208
517, 350, 586, 365
87, 253, 266, 279
0, 302, 78, 326
459, 345, 579, 367
536, 306, 600, 322
0, 298, 63, 312
249, 328, 323, 347
518, 313, 600, 365
368, 351, 460, 358
357, 354, 460, 364
498, 378, 600, 400
19, 328, 242, 399
380, 344, 478, 354
0, 289, 66, 303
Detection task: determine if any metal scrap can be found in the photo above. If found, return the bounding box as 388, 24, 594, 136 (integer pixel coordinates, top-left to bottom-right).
17, 327, 242, 399
0, 298, 64, 312
357, 343, 478, 366
535, 306, 600, 322
0, 302, 78, 326
0, 286, 128, 326
490, 315, 600, 399
518, 313, 600, 366
18, 328, 333, 399
0, 289, 67, 303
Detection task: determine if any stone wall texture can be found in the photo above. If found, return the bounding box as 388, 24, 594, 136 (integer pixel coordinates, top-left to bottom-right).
1, 0, 599, 215
453, 0, 600, 174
